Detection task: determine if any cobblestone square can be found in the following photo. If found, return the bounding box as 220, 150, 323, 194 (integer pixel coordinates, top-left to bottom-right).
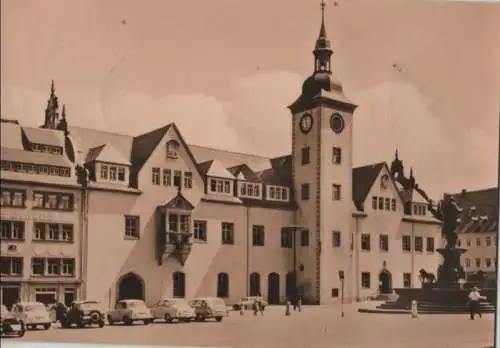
4, 305, 495, 348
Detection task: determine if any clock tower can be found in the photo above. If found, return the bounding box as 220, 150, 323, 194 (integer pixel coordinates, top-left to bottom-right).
288, 0, 358, 304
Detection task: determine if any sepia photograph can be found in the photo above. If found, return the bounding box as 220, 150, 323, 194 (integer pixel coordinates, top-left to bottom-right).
1, 0, 499, 347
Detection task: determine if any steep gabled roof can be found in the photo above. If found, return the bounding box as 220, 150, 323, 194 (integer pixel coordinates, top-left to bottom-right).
161, 191, 195, 211
452, 188, 498, 235
130, 124, 172, 176
85, 143, 131, 165
352, 162, 385, 209
204, 158, 236, 179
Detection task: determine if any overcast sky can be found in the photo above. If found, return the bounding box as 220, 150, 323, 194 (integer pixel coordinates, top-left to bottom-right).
1, 0, 499, 198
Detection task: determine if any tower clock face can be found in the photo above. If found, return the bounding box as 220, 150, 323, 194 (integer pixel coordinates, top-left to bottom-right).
330, 113, 345, 134
299, 113, 313, 134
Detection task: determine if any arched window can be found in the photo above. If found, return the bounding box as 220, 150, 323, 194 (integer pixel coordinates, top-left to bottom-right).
166, 140, 180, 159
172, 271, 186, 298
249, 272, 261, 296
217, 272, 229, 298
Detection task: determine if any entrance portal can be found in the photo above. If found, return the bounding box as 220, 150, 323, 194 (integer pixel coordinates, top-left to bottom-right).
1, 286, 20, 310
267, 273, 280, 305
378, 269, 392, 294
117, 273, 144, 300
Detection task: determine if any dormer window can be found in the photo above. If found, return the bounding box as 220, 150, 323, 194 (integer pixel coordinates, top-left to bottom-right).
412, 203, 427, 216
267, 185, 289, 202
239, 182, 262, 199
98, 163, 128, 184
209, 178, 232, 195
166, 140, 180, 159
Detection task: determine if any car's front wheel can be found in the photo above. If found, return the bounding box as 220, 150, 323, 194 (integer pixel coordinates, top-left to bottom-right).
43, 323, 51, 330
215, 316, 223, 322
232, 304, 240, 311
98, 320, 105, 328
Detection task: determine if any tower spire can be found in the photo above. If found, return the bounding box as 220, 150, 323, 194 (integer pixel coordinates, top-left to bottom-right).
319, 0, 327, 38
314, 0, 333, 74
42, 79, 60, 129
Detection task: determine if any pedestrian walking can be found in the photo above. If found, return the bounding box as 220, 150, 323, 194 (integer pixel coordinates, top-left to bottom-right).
297, 296, 302, 312
285, 298, 291, 316
468, 286, 486, 320
253, 297, 259, 316
256, 293, 264, 316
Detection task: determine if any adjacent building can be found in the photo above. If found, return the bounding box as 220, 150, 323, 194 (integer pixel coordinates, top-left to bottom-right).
454, 188, 498, 281
0, 4, 444, 309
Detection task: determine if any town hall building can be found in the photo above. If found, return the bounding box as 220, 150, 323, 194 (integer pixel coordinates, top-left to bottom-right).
0, 3, 443, 309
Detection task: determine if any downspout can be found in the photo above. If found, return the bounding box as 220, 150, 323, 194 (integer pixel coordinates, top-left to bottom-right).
355, 216, 360, 301
78, 186, 87, 299
245, 206, 250, 296
411, 220, 415, 288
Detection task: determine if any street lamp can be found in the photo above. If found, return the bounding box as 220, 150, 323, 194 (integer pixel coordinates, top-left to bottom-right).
338, 270, 345, 317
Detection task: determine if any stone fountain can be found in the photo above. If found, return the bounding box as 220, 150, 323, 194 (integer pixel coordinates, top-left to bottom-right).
359, 194, 496, 314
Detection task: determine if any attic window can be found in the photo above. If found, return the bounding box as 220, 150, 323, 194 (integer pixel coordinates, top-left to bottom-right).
267, 185, 289, 202
239, 182, 262, 199
166, 140, 180, 159
209, 178, 232, 195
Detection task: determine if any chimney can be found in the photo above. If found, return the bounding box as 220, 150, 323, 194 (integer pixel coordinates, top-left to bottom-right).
461, 189, 467, 196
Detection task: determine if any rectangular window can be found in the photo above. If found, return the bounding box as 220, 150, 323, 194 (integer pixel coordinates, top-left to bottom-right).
0, 257, 23, 276
426, 237, 435, 252
361, 272, 370, 289
379, 234, 389, 252
391, 198, 396, 211
485, 258, 492, 268
209, 178, 232, 194
0, 221, 25, 241
332, 231, 341, 248
61, 224, 74, 242
301, 183, 310, 200
61, 259, 75, 276
267, 185, 289, 201
46, 194, 57, 209
193, 220, 207, 241
34, 223, 46, 240
403, 273, 411, 288
361, 234, 371, 251
100, 165, 108, 180
124, 215, 140, 239
240, 182, 262, 199
475, 258, 481, 268
152, 167, 160, 185
12, 192, 24, 207
402, 235, 411, 252
301, 147, 310, 165
372, 196, 377, 210
300, 230, 309, 246
48, 224, 60, 241
252, 225, 265, 246
385, 198, 390, 210
47, 258, 60, 275
33, 193, 44, 208
221, 222, 234, 245
173, 170, 182, 188
332, 184, 341, 201
414, 236, 423, 252
163, 169, 172, 186
466, 239, 471, 247
118, 167, 126, 181
486, 236, 491, 246
476, 237, 481, 247
58, 195, 70, 210
109, 166, 117, 181
31, 258, 45, 276
281, 228, 293, 248
184, 172, 193, 189
179, 215, 190, 233
332, 147, 342, 164
378, 197, 384, 210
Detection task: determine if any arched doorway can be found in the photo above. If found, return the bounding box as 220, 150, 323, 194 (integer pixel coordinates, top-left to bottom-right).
249, 272, 260, 296
173, 271, 186, 298
217, 272, 229, 298
267, 273, 280, 304
285, 272, 296, 300
378, 269, 392, 294
117, 273, 144, 300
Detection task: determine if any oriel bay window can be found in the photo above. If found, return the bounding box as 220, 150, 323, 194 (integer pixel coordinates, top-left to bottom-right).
166, 213, 191, 246
31, 257, 75, 277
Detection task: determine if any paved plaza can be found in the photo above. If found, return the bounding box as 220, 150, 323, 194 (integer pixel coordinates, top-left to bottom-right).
1, 304, 495, 348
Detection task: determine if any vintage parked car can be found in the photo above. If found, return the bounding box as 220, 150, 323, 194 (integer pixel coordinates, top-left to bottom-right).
189, 297, 229, 322
151, 298, 196, 323
232, 296, 268, 311
61, 301, 105, 328
107, 299, 153, 326
1, 304, 25, 337
11, 302, 51, 330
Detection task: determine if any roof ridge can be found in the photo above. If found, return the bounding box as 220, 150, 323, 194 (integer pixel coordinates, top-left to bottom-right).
188, 143, 275, 160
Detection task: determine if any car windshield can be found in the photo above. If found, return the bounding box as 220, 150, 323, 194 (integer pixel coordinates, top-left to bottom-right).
25, 304, 46, 311
212, 298, 226, 306
77, 302, 100, 310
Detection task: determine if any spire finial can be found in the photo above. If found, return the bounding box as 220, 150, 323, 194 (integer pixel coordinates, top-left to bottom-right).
410, 166, 414, 178
395, 149, 399, 159
319, 0, 327, 38
61, 104, 66, 118
50, 80, 55, 95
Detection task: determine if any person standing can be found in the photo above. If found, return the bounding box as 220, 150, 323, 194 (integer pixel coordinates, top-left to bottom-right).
468, 286, 486, 320
256, 293, 264, 316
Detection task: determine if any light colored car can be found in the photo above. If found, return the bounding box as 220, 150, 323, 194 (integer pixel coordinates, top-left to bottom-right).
189, 297, 229, 322
151, 298, 196, 323
107, 299, 153, 325
232, 296, 268, 311
1, 304, 25, 337
11, 302, 51, 330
